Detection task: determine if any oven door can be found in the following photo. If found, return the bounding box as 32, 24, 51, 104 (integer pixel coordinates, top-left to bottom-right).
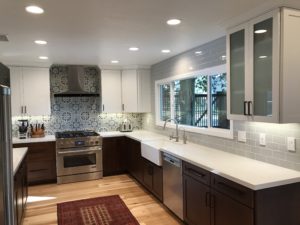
56, 147, 102, 176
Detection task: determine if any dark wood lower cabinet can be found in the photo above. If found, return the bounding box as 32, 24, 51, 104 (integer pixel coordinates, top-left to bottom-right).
183, 175, 210, 225
126, 138, 163, 201
143, 159, 163, 201
183, 161, 300, 225
102, 137, 126, 176
14, 155, 28, 225
211, 189, 253, 225
126, 138, 144, 183
13, 141, 56, 185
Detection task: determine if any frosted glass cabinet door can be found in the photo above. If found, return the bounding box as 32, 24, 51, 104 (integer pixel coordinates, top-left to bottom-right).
253, 18, 273, 117
229, 29, 246, 115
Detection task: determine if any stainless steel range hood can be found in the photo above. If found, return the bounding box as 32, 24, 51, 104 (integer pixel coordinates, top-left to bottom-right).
54, 65, 100, 97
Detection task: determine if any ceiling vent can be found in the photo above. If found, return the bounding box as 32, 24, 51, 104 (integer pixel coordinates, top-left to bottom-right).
0, 34, 9, 42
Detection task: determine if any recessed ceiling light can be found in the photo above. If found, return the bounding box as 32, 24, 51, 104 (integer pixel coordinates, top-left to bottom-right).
255, 29, 267, 34
35, 40, 47, 45
167, 19, 181, 26
111, 60, 119, 64
195, 51, 203, 56
26, 5, 44, 14
39, 56, 48, 60
129, 47, 139, 51
259, 55, 267, 59
161, 49, 171, 53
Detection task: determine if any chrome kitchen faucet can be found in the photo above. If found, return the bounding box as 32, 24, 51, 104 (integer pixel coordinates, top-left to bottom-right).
163, 118, 179, 142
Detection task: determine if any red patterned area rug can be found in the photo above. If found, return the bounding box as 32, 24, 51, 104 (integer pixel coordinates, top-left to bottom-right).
57, 195, 140, 225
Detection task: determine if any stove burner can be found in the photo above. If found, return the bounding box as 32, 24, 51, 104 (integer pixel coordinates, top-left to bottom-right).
55, 130, 99, 139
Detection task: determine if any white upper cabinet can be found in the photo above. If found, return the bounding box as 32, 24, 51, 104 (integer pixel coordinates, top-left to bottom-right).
10, 66, 51, 116
101, 70, 122, 113
121, 70, 138, 113
101, 68, 151, 113
227, 8, 300, 123
121, 69, 151, 113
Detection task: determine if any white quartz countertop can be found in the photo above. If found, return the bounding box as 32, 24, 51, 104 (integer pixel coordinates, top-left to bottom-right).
13, 147, 28, 175
13, 135, 56, 144
100, 130, 300, 190
99, 130, 166, 141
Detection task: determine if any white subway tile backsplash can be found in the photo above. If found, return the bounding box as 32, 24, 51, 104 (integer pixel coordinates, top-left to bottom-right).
144, 36, 300, 171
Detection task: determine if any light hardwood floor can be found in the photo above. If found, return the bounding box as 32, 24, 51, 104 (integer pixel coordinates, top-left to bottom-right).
23, 174, 183, 225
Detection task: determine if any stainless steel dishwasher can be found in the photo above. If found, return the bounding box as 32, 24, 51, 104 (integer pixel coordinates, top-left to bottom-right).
163, 153, 183, 220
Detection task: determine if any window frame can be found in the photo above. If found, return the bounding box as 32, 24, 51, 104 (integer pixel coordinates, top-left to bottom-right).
155, 64, 233, 139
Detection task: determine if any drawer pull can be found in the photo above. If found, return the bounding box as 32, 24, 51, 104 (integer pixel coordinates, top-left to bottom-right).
29, 169, 48, 173
216, 181, 244, 196
210, 194, 215, 209
187, 168, 206, 178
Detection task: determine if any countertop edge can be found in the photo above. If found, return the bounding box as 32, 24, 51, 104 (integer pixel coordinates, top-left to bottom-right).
13, 147, 28, 176
13, 135, 56, 144
160, 147, 300, 191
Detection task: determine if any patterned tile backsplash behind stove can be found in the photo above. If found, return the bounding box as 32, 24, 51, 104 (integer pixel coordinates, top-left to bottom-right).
11, 65, 143, 136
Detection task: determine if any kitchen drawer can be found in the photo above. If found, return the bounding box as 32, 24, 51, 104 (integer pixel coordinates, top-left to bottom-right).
14, 142, 56, 161
27, 161, 56, 184
211, 174, 254, 208
183, 161, 210, 185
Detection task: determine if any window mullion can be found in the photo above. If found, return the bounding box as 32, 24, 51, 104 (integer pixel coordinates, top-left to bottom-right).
170, 82, 175, 121
207, 76, 211, 128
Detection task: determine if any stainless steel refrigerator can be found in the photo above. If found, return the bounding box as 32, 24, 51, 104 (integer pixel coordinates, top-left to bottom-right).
0, 63, 15, 225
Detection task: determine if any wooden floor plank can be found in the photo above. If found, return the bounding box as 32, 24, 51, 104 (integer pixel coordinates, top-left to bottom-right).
23, 174, 183, 225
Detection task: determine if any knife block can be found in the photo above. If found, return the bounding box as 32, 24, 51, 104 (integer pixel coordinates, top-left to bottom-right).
31, 128, 45, 138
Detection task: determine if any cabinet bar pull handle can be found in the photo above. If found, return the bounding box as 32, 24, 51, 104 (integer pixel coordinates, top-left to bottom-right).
21, 106, 24, 114
122, 104, 125, 111
244, 101, 248, 116
102, 104, 105, 112
210, 194, 215, 209
24, 106, 27, 114
216, 181, 244, 196
187, 168, 205, 178
247, 101, 252, 116
205, 192, 210, 207
29, 169, 48, 172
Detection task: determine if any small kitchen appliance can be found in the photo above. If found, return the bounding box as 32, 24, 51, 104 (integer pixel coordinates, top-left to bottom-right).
120, 119, 133, 132
18, 119, 29, 139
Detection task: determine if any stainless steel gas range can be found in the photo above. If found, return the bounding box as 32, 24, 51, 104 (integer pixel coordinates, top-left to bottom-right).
55, 130, 103, 184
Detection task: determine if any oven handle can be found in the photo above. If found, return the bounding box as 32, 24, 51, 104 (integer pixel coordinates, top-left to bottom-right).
57, 149, 102, 155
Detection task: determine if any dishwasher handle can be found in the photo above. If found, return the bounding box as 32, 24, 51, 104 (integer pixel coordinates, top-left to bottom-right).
163, 154, 181, 168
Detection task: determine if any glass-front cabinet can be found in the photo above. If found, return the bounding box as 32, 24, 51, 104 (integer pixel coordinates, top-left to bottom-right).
227, 9, 280, 122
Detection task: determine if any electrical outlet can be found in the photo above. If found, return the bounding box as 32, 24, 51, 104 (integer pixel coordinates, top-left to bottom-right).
287, 137, 296, 152
238, 131, 246, 143
259, 133, 266, 146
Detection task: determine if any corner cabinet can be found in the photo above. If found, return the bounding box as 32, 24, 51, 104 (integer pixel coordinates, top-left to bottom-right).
10, 66, 51, 116
101, 69, 151, 113
227, 8, 300, 123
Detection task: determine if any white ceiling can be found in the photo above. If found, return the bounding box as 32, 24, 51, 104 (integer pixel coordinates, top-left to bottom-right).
0, 0, 299, 68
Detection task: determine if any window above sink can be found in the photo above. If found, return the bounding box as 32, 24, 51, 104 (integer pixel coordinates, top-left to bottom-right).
155, 64, 233, 139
